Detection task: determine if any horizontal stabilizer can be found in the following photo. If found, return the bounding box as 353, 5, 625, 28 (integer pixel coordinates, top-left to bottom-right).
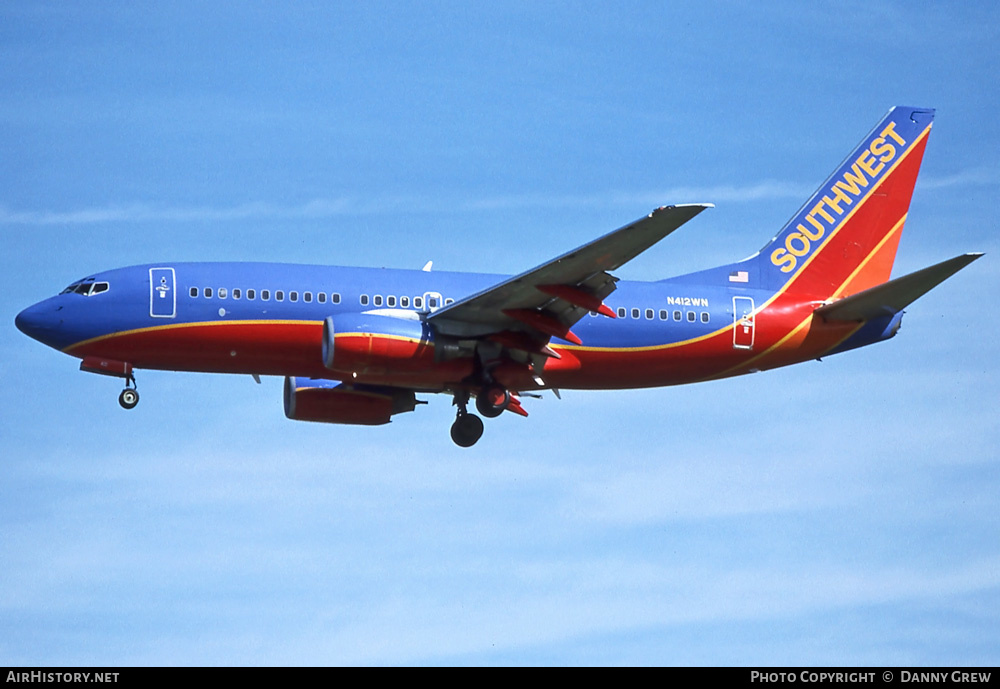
815, 253, 983, 322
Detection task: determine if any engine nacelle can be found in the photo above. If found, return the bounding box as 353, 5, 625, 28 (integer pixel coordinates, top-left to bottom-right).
322, 313, 436, 375
283, 376, 419, 425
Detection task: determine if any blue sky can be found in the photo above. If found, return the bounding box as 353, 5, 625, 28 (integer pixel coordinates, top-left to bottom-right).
2, 1, 998, 665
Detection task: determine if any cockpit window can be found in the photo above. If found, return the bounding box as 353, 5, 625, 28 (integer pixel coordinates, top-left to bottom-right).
61, 280, 109, 297
61, 281, 89, 295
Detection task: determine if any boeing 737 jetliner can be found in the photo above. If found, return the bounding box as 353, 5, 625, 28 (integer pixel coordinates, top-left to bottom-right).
16, 107, 982, 446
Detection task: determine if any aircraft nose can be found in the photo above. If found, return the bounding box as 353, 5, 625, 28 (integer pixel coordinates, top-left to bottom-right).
15, 301, 62, 341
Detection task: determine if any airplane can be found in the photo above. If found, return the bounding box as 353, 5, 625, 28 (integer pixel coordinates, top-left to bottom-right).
15, 106, 983, 447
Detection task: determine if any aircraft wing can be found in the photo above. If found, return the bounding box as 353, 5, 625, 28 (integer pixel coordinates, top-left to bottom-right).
428, 204, 711, 343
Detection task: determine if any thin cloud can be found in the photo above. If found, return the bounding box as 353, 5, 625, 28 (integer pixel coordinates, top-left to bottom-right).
0, 183, 807, 226
917, 167, 999, 190
0, 200, 355, 225
1, 171, 993, 226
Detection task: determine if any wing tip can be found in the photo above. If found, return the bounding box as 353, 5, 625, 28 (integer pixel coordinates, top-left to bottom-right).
651, 202, 715, 216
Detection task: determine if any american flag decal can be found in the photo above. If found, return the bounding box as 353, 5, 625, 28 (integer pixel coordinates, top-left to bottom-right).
728, 270, 749, 283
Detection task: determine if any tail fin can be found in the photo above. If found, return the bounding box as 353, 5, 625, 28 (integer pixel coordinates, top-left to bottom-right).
758, 106, 935, 298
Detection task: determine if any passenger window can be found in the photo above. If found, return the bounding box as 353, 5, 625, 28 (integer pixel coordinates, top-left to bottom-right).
218, 288, 227, 299
659, 309, 667, 320
617, 307, 626, 318
233, 288, 241, 300
400, 296, 409, 308
445, 298, 454, 305
673, 310, 681, 321
290, 291, 298, 302
332, 293, 341, 304
687, 311, 696, 322
304, 292, 312, 303
414, 296, 423, 309
429, 297, 438, 308
645, 308, 654, 320
261, 289, 270, 301
204, 288, 213, 298
276, 291, 284, 301
374, 295, 383, 307
701, 312, 710, 323
387, 296, 396, 307
317, 293, 326, 303
360, 294, 369, 306
631, 308, 640, 319
190, 287, 198, 298
247, 289, 256, 300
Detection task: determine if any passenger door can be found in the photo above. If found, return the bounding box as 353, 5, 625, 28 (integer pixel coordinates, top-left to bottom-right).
149, 267, 176, 318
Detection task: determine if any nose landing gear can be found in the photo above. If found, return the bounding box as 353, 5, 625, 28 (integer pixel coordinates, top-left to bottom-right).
118, 372, 139, 410
79, 357, 140, 410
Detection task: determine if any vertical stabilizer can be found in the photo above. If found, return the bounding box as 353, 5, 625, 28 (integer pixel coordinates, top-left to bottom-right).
757, 106, 934, 299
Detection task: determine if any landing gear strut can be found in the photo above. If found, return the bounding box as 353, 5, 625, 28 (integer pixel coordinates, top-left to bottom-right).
118, 372, 139, 410
450, 390, 484, 447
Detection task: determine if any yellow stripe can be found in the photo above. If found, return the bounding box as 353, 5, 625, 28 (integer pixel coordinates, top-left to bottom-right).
829, 214, 907, 299
66, 130, 928, 364
555, 320, 732, 354
755, 124, 931, 314
691, 149, 924, 382
559, 126, 929, 357
701, 315, 864, 382
702, 219, 905, 381
701, 220, 906, 381
63, 319, 320, 353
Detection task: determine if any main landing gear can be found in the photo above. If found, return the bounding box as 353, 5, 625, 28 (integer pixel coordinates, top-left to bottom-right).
118, 372, 139, 410
450, 390, 483, 447
451, 410, 484, 448
450, 385, 513, 447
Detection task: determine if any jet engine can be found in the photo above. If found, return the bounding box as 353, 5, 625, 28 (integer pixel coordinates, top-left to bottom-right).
283, 376, 419, 425
322, 313, 436, 374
